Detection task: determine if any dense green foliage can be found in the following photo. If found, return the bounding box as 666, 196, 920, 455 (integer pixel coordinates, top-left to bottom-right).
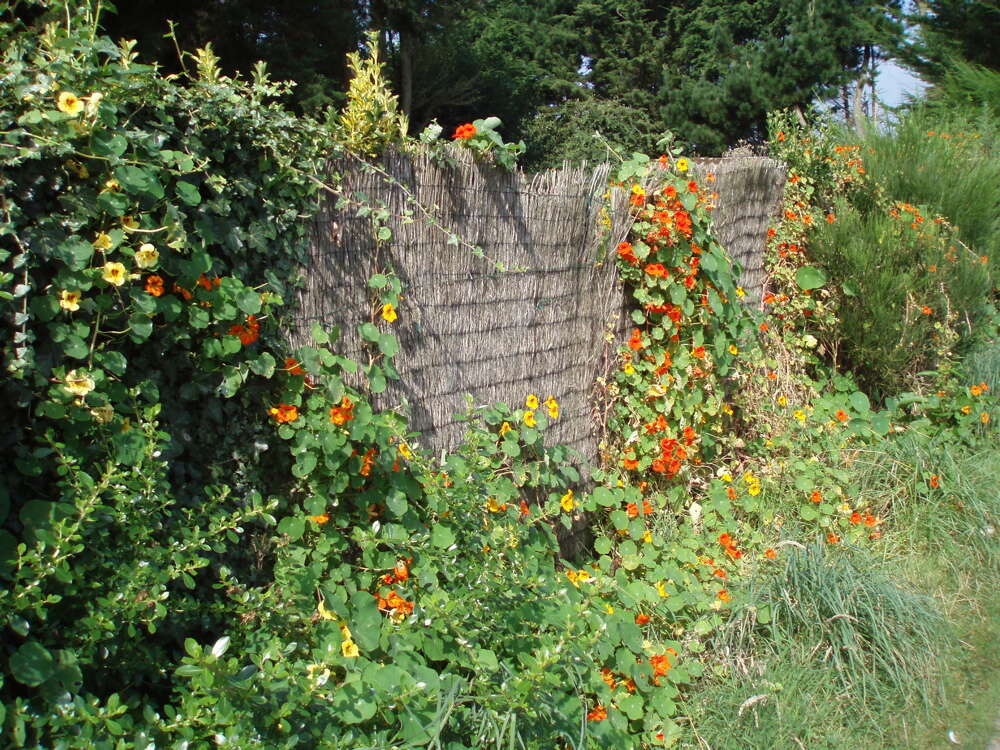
2, 1, 999, 748
81, 0, 906, 162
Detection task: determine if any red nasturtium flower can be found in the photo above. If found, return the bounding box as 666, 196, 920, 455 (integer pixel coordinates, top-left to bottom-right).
268, 403, 299, 424
849, 511, 862, 525
628, 328, 644, 351
635, 613, 650, 625
691, 345, 706, 359
284, 357, 305, 375
452, 123, 476, 140
145, 274, 165, 297
228, 314, 260, 345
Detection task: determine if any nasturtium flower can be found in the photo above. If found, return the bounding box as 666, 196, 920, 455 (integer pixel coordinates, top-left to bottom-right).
834, 409, 849, 422
308, 513, 330, 525
64, 369, 95, 397
929, 475, 940, 489
268, 403, 299, 424
544, 396, 559, 419
523, 410, 536, 427
525, 394, 539, 409
93, 232, 113, 251
728, 345, 738, 355
329, 396, 355, 425
341, 639, 359, 658
586, 705, 607, 722
134, 243, 159, 268
560, 489, 575, 512
499, 421, 512, 436
382, 303, 397, 322
452, 123, 476, 140
764, 548, 778, 560
317, 599, 337, 620
981, 412, 990, 424
59, 289, 81, 311
102, 261, 128, 286
57, 91, 84, 116
121, 215, 139, 230
145, 275, 165, 297
485, 497, 505, 513
398, 442, 414, 460
676, 158, 689, 172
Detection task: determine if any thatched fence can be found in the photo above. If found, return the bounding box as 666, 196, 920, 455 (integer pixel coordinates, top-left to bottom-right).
297, 150, 785, 461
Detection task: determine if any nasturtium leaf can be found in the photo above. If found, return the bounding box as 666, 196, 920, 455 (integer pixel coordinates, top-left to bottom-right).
378, 333, 399, 358
129, 312, 153, 341
248, 352, 275, 378
359, 322, 380, 342
115, 165, 164, 200
277, 515, 305, 541
594, 537, 613, 555
795, 266, 827, 290
849, 391, 870, 412
62, 335, 89, 360
310, 322, 329, 345
9, 641, 55, 686
55, 237, 94, 270
91, 130, 127, 158
431, 524, 455, 548
235, 288, 261, 315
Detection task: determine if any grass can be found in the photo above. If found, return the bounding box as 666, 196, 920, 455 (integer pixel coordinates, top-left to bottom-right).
676, 421, 1000, 749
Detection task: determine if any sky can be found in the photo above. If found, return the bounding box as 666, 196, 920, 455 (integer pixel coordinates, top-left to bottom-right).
877, 58, 929, 108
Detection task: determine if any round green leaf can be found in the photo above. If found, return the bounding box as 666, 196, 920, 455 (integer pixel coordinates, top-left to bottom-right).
10, 641, 56, 687
795, 266, 827, 290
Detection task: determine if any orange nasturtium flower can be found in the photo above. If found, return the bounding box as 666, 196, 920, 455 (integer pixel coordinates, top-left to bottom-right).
145, 275, 165, 297
307, 513, 330, 524
929, 474, 940, 489
764, 548, 778, 560
921, 305, 933, 315
826, 532, 840, 544
635, 613, 650, 625
586, 705, 608, 722
834, 409, 849, 422
284, 357, 305, 375
810, 490, 823, 504
981, 412, 990, 424
268, 403, 299, 424
452, 123, 476, 140
228, 315, 261, 345
329, 396, 355, 425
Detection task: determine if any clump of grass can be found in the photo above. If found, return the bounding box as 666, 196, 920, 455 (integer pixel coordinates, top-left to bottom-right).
722, 543, 946, 704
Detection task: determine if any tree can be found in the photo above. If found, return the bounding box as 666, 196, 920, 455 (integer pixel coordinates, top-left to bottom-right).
897, 0, 1000, 80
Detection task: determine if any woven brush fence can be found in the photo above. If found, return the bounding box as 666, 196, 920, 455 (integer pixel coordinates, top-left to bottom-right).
297, 150, 785, 460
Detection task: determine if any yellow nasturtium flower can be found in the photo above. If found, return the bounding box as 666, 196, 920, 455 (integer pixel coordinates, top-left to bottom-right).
93, 232, 113, 251
676, 158, 689, 172
560, 489, 575, 512
499, 421, 512, 436
102, 262, 128, 286
64, 370, 95, 397
544, 396, 559, 419
134, 243, 159, 269
59, 290, 81, 311
57, 91, 84, 116
381, 303, 397, 322
525, 394, 539, 410
523, 410, 536, 427
341, 639, 359, 658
